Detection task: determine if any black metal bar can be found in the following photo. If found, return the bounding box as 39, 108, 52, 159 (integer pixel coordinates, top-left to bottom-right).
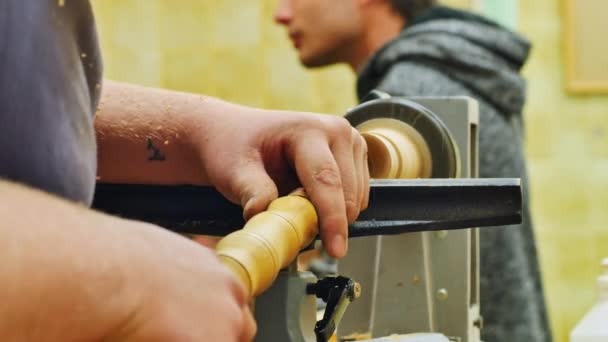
92, 178, 522, 237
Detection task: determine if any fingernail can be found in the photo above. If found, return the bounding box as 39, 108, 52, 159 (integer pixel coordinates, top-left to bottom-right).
331, 234, 347, 258
243, 197, 255, 220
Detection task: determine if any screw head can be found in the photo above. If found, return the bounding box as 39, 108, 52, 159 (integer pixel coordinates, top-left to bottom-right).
349, 282, 362, 300
437, 288, 449, 301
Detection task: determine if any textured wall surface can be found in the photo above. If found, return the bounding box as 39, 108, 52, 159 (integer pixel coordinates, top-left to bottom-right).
91, 1, 608, 341
519, 1, 608, 341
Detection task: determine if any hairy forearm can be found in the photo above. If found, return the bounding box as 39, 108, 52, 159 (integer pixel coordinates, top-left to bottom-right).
0, 180, 139, 341
96, 80, 245, 185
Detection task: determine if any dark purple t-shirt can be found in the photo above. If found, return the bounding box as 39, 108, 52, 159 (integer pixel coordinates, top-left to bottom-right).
0, 0, 102, 204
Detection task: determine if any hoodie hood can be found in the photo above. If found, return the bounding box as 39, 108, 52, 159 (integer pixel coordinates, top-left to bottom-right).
357, 6, 531, 115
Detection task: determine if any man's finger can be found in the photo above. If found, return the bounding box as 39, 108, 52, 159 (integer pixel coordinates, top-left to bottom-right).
287, 131, 348, 258
239, 306, 257, 342
357, 133, 370, 209
330, 129, 360, 223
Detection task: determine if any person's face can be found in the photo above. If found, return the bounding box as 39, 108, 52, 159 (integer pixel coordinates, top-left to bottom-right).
274, 0, 363, 68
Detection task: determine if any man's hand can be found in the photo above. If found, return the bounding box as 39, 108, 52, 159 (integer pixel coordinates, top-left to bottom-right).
0, 181, 255, 342
107, 222, 256, 342
97, 82, 370, 258
188, 105, 370, 258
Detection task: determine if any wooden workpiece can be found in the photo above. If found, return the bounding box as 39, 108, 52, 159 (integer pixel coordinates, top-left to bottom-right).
216, 189, 318, 298
358, 118, 432, 179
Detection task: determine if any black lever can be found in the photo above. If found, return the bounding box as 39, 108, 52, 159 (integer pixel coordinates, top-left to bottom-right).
307, 276, 361, 342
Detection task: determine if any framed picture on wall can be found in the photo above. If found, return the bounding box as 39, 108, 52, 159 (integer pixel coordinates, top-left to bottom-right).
564, 0, 608, 94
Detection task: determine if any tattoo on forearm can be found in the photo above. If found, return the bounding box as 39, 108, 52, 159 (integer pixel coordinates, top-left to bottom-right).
147, 138, 166, 161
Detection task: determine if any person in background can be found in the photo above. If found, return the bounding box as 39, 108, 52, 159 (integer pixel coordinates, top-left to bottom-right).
274, 0, 551, 341
0, 1, 369, 340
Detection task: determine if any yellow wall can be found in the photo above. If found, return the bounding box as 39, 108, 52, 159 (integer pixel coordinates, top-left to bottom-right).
91, 1, 608, 341
520, 1, 608, 341
91, 0, 357, 114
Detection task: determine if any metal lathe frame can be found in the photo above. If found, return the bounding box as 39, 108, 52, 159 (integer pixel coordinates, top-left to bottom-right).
339, 97, 481, 342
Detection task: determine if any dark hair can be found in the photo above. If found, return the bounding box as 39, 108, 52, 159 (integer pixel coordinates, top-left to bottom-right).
388, 0, 437, 21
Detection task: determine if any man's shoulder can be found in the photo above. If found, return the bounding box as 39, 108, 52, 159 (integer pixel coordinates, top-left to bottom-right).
372, 61, 469, 98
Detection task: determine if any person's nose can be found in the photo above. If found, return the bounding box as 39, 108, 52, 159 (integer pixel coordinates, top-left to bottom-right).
274, 0, 292, 26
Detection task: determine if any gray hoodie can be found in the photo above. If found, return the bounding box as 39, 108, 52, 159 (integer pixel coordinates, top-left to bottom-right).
357, 6, 551, 342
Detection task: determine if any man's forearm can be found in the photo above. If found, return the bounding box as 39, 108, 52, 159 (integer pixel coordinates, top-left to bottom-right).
96, 80, 241, 185
0, 180, 138, 341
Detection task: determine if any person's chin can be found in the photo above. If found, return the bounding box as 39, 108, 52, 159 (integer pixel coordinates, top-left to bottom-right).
299, 53, 329, 69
